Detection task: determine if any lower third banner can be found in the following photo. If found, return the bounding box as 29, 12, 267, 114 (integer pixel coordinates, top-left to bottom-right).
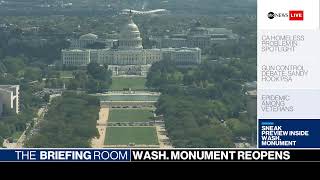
0, 149, 131, 162
0, 149, 319, 162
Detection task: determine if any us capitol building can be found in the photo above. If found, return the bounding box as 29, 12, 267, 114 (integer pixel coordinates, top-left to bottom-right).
62, 14, 201, 76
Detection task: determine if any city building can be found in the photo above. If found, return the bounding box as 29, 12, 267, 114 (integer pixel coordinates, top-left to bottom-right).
62, 13, 201, 76
0, 85, 20, 116
150, 22, 239, 50
161, 47, 202, 65
68, 33, 117, 49
62, 49, 91, 66
69, 33, 98, 49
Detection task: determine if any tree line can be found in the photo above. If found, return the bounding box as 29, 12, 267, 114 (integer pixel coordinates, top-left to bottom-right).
0, 79, 44, 147
146, 58, 256, 148
25, 92, 100, 148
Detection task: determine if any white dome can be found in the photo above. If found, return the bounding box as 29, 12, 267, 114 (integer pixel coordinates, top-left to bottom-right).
120, 15, 141, 39
118, 15, 143, 50
123, 21, 139, 33
80, 33, 98, 40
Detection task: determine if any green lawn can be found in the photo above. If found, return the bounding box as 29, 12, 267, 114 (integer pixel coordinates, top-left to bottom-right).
60, 71, 74, 78
111, 77, 146, 90
109, 109, 154, 122
105, 127, 159, 145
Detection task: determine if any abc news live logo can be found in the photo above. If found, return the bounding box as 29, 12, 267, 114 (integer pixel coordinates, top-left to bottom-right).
268, 10, 304, 21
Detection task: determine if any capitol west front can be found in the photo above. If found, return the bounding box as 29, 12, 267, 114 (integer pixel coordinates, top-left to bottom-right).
62, 14, 201, 76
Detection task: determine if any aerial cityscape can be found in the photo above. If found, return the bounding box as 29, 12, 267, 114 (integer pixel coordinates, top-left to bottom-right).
0, 0, 257, 148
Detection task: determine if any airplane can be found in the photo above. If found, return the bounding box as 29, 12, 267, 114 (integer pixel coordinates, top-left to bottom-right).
121, 9, 169, 16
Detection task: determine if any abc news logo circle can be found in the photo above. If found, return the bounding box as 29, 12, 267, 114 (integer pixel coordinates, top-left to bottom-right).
268, 12, 275, 19
267, 11, 303, 20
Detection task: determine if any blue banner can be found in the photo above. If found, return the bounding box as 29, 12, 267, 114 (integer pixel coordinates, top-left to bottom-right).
0, 149, 131, 162
259, 119, 320, 148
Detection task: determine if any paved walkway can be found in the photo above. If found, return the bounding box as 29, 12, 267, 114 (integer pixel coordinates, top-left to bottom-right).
91, 107, 109, 148
2, 107, 45, 148
156, 125, 173, 148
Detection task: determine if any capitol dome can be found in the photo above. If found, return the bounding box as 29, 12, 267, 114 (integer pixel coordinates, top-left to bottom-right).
80, 33, 98, 40
118, 14, 143, 50
121, 20, 140, 36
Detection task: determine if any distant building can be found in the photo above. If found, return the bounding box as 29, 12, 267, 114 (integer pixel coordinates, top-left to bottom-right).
62, 49, 91, 66
62, 13, 201, 76
21, 26, 40, 33
69, 33, 117, 49
69, 33, 99, 49
161, 47, 202, 65
0, 85, 20, 116
245, 81, 257, 91
151, 22, 239, 50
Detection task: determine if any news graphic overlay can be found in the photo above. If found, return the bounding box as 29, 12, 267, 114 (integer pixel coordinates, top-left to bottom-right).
259, 120, 320, 148
0, 149, 320, 162
258, 0, 320, 147
0, 149, 131, 162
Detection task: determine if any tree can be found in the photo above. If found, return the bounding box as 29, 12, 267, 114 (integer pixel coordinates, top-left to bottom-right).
226, 118, 251, 138
74, 71, 88, 89
146, 53, 256, 148
1, 56, 25, 76
86, 62, 112, 92
0, 123, 11, 139
25, 93, 100, 148
0, 137, 3, 147
43, 93, 50, 103
86, 78, 100, 93
24, 67, 42, 81
87, 62, 111, 81
67, 79, 80, 90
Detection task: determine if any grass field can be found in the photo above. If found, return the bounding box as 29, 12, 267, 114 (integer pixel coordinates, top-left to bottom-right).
109, 109, 154, 122
105, 127, 159, 145
111, 77, 146, 90
60, 71, 74, 78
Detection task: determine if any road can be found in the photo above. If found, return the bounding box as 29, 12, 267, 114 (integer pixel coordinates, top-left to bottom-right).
2, 107, 46, 148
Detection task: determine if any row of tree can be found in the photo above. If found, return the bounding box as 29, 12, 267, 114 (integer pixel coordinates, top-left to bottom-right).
0, 29, 50, 146
25, 92, 100, 148
147, 58, 257, 148
0, 29, 69, 66
0, 83, 44, 147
